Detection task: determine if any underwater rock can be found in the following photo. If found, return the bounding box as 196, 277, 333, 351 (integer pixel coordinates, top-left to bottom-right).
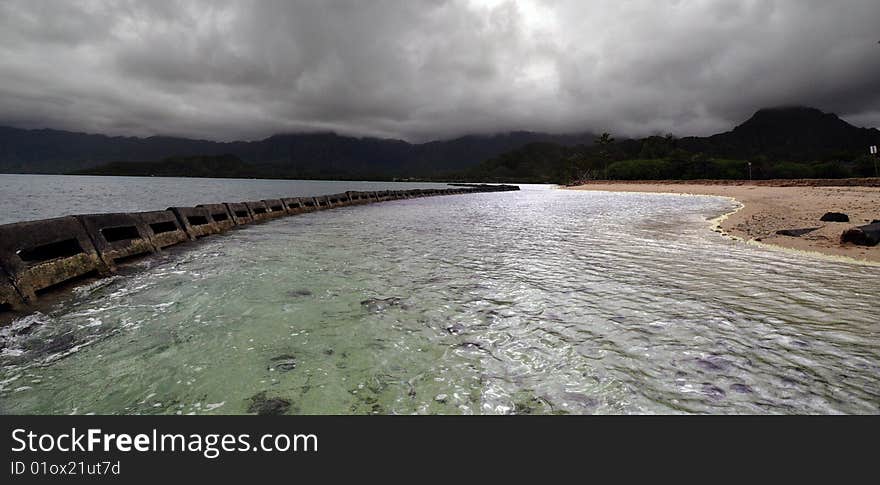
701, 384, 726, 399
561, 392, 599, 409
269, 354, 297, 372
247, 391, 291, 415
695, 356, 732, 372
456, 341, 488, 351
730, 383, 754, 394
360, 297, 403, 312
40, 333, 77, 355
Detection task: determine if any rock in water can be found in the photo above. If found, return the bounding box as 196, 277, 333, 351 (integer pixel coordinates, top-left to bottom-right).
247, 391, 291, 415
360, 297, 403, 313
701, 384, 726, 399
730, 383, 754, 394
841, 222, 880, 247
269, 354, 297, 372
820, 212, 849, 222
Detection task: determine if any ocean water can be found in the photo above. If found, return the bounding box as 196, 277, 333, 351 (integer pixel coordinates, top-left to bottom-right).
0, 174, 455, 225
1, 183, 878, 414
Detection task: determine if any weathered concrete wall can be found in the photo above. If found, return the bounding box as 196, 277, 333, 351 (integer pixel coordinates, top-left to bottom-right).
299, 197, 320, 211
313, 196, 331, 210
76, 213, 157, 268
0, 216, 110, 302
135, 210, 190, 249
224, 202, 254, 225
245, 201, 273, 222
261, 199, 288, 219
0, 184, 519, 318
281, 197, 305, 215
345, 191, 368, 204
197, 204, 236, 232
1, 267, 25, 310
169, 206, 224, 239
325, 193, 352, 208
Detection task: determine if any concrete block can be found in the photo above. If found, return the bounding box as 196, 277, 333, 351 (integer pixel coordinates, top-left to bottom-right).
244, 201, 272, 222
281, 197, 306, 215
134, 210, 191, 249
224, 202, 254, 225
299, 197, 320, 212
168, 206, 223, 239
261, 199, 287, 219
0, 216, 110, 301
325, 193, 352, 208
76, 212, 157, 267
346, 191, 376, 205
313, 196, 331, 210
196, 204, 236, 231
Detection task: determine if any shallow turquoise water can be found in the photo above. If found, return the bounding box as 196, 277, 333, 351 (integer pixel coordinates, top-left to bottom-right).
1, 186, 878, 414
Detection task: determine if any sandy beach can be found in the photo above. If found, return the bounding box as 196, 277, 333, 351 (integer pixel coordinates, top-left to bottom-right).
568, 181, 880, 263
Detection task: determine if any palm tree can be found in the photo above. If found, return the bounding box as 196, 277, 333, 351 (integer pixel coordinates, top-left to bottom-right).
595, 132, 615, 179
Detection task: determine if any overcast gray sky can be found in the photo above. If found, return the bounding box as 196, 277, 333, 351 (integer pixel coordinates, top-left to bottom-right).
1, 0, 878, 142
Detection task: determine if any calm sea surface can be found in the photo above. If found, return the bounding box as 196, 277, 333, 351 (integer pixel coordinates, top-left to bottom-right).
1, 177, 878, 414
0, 174, 455, 225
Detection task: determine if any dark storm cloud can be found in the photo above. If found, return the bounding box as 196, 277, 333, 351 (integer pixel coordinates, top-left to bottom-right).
1, 0, 878, 141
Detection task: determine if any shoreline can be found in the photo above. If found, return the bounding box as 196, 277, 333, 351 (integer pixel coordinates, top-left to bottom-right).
566, 181, 880, 264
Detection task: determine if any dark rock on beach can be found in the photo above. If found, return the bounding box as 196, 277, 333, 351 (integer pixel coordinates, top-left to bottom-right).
820, 212, 849, 222
776, 227, 819, 237
247, 391, 291, 415
841, 222, 880, 247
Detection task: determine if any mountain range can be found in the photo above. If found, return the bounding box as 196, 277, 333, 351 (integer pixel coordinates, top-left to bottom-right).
0, 127, 596, 178
1, 106, 878, 180
468, 107, 880, 183
674, 107, 880, 160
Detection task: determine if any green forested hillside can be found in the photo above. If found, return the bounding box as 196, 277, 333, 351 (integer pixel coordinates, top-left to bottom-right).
466, 107, 880, 184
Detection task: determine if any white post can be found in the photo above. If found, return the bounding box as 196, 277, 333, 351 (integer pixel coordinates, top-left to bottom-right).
871, 146, 878, 177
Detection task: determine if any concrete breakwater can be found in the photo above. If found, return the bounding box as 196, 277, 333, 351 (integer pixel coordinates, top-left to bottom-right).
0, 184, 519, 317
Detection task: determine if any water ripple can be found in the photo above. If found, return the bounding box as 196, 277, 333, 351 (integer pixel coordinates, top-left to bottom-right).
1, 186, 878, 414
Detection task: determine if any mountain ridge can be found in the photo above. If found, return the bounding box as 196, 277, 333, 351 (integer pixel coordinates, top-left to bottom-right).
0, 125, 597, 177
2, 106, 879, 180
467, 107, 880, 183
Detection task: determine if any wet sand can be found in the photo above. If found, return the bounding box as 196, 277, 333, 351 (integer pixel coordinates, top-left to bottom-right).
567, 181, 880, 263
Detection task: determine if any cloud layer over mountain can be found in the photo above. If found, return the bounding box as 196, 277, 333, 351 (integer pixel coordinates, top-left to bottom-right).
1, 0, 878, 141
